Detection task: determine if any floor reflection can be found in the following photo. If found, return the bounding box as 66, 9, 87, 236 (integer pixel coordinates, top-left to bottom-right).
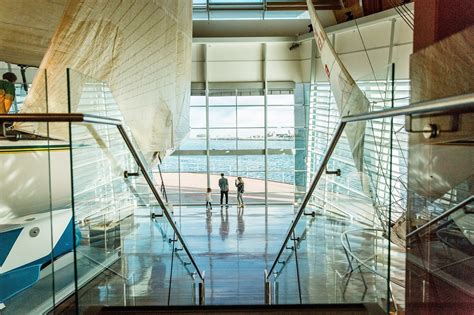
236, 209, 245, 238
149, 256, 166, 291
177, 205, 295, 305
219, 209, 229, 241
55, 205, 407, 309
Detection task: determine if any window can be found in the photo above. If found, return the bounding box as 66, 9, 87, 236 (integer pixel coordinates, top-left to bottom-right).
161, 86, 300, 205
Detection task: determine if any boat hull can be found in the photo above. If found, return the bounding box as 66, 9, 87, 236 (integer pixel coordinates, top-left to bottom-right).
0, 140, 71, 223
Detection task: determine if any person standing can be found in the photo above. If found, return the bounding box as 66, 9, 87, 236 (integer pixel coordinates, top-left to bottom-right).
235, 177, 245, 208
218, 173, 229, 208
0, 72, 17, 114
205, 187, 213, 210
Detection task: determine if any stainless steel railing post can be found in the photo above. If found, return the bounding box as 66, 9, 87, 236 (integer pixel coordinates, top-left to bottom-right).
199, 279, 206, 305
264, 269, 271, 304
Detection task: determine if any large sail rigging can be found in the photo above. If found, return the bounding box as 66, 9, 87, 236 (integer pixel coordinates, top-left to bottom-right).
9, 0, 192, 158
306, 0, 370, 172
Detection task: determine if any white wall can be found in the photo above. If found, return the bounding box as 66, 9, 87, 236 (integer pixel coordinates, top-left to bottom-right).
192, 14, 413, 84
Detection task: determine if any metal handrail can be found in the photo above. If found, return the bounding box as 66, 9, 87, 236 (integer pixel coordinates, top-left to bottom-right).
267, 92, 474, 280
340, 228, 405, 288
342, 93, 474, 123
0, 113, 205, 283
0, 113, 121, 125
115, 125, 204, 280
406, 195, 474, 238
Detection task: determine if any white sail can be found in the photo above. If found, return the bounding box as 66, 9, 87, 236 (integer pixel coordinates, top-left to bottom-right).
306, 0, 369, 171
12, 0, 192, 158
307, 1, 408, 245
0, 0, 192, 220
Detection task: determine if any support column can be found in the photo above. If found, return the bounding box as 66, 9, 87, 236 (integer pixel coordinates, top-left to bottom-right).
204, 44, 210, 189
263, 43, 268, 204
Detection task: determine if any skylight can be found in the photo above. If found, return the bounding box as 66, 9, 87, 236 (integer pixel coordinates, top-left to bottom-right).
192, 0, 311, 20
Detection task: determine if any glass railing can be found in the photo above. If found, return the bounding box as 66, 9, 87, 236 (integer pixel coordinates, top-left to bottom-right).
269, 118, 401, 311
405, 194, 474, 313
266, 92, 474, 313
0, 70, 72, 314
0, 68, 204, 314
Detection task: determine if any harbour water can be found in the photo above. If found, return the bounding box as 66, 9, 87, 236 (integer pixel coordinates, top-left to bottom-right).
161, 139, 296, 184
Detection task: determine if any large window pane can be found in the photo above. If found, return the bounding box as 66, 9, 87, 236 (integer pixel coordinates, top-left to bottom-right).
180, 129, 207, 150
268, 106, 294, 127
238, 128, 264, 149
238, 155, 265, 171
268, 172, 294, 185
209, 129, 236, 150
161, 171, 180, 204
237, 95, 264, 106
267, 128, 294, 149
238, 173, 266, 191
268, 154, 294, 171
190, 107, 206, 128
209, 155, 237, 174
267, 93, 294, 105
161, 155, 179, 172
190, 95, 206, 106
179, 155, 207, 173
209, 107, 236, 127
209, 92, 236, 106
226, 174, 266, 205
238, 140, 264, 150
237, 128, 264, 140
236, 174, 265, 205
237, 107, 264, 127
168, 85, 300, 205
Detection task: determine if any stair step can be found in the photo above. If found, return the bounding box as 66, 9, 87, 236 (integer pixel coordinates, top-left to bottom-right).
86, 303, 369, 315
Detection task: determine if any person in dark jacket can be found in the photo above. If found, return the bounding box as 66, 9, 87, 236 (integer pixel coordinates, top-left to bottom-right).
218, 173, 229, 208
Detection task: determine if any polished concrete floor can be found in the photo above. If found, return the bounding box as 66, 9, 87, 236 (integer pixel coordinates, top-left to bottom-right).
54, 204, 405, 312
272, 215, 405, 309
174, 204, 297, 305
56, 205, 297, 310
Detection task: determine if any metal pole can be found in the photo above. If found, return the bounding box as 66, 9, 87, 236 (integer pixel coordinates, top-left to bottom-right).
235, 88, 238, 181
264, 269, 271, 304
0, 113, 86, 123
342, 93, 474, 123
406, 195, 474, 238
205, 44, 211, 190
263, 43, 269, 205
386, 62, 395, 314
66, 68, 80, 315
199, 280, 206, 305
292, 231, 302, 304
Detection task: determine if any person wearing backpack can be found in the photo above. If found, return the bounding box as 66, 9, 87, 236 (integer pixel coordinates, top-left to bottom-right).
235, 177, 245, 208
